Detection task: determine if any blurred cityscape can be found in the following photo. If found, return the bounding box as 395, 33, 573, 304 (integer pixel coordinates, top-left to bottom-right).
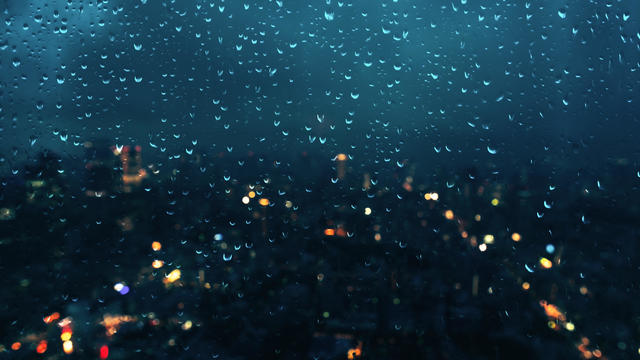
1, 140, 639, 359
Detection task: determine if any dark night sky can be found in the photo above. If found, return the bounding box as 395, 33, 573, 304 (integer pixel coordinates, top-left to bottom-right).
1, 0, 639, 175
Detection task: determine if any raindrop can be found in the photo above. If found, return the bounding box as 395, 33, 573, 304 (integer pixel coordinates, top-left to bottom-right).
324, 11, 335, 21
558, 8, 567, 19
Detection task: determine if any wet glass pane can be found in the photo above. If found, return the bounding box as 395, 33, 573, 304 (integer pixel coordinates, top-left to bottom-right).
1, 0, 638, 358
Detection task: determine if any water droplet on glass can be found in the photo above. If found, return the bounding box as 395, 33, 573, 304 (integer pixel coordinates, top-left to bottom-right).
324, 11, 335, 21
558, 8, 567, 19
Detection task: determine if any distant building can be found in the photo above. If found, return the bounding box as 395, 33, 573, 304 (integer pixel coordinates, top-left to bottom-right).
83, 141, 149, 196
117, 145, 147, 192
23, 150, 65, 206
84, 140, 118, 197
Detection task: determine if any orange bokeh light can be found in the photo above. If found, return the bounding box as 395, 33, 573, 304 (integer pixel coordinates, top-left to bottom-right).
539, 257, 553, 269
63, 340, 73, 354
347, 341, 363, 359
43, 312, 60, 324
36, 340, 47, 354
61, 326, 72, 341
347, 348, 362, 359
444, 210, 454, 220
539, 300, 566, 321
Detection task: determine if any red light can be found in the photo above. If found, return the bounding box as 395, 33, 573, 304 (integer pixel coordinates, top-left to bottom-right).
43, 312, 60, 324
36, 340, 47, 354
99, 345, 109, 359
